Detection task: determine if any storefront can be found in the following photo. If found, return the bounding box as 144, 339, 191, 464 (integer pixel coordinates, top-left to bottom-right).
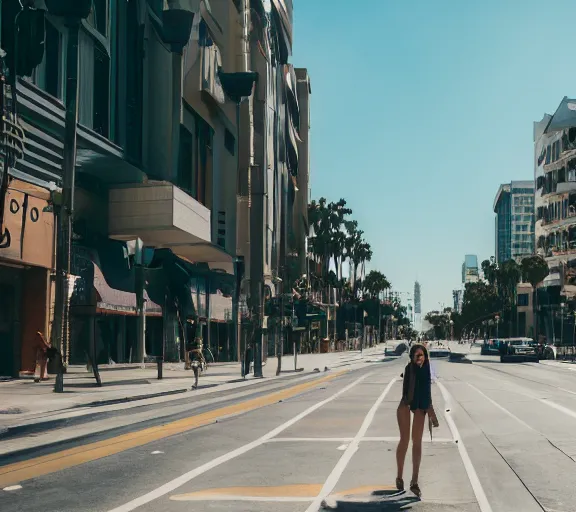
0, 179, 54, 378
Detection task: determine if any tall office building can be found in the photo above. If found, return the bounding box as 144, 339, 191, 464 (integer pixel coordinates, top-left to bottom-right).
462, 255, 479, 284
494, 181, 535, 263
414, 281, 421, 314
414, 281, 422, 332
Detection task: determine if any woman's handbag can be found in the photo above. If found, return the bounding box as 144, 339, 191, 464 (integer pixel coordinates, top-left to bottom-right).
427, 406, 439, 441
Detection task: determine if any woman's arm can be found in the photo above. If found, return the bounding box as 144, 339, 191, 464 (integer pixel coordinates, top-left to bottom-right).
400, 364, 410, 404
36, 331, 51, 350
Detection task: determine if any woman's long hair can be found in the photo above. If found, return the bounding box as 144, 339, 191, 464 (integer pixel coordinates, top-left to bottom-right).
409, 343, 430, 367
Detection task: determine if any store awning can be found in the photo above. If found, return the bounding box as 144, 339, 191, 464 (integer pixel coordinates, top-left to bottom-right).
93, 263, 162, 316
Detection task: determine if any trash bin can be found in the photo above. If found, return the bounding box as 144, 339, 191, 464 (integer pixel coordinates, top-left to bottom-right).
320, 338, 330, 353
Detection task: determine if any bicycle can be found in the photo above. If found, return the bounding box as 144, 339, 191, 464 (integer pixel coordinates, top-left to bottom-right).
204, 346, 215, 371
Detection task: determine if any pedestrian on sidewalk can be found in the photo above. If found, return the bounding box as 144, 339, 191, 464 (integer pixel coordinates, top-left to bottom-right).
34, 331, 51, 382
189, 337, 206, 390
395, 343, 439, 498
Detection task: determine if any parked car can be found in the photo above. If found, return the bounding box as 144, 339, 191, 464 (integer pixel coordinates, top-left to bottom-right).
481, 339, 502, 355
508, 338, 536, 355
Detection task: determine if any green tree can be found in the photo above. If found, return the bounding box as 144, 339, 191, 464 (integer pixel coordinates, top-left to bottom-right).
521, 255, 549, 339
481, 257, 498, 287
425, 311, 450, 339
460, 281, 501, 337
362, 270, 391, 299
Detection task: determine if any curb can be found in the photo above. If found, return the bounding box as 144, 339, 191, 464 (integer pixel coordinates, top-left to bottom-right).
0, 387, 191, 441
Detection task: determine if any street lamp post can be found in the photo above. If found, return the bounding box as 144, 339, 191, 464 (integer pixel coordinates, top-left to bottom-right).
45, 0, 93, 393
495, 315, 500, 340
560, 302, 565, 358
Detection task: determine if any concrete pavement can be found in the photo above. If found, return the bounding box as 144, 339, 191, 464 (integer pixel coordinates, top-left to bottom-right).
3, 349, 576, 511
0, 345, 390, 456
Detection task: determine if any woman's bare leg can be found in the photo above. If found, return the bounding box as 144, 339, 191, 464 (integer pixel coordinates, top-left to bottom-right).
396, 404, 411, 480
411, 410, 426, 484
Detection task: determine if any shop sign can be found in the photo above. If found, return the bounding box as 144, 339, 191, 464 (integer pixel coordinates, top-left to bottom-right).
0, 181, 54, 268
311, 321, 320, 330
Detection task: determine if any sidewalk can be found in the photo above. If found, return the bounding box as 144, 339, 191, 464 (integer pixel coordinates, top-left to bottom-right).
0, 345, 388, 435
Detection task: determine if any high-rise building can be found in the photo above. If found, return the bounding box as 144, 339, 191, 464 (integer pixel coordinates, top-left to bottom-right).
462, 255, 479, 284
453, 289, 463, 313
414, 281, 422, 332
414, 281, 421, 314
493, 181, 535, 263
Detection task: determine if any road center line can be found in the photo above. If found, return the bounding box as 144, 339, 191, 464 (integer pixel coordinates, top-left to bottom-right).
105, 372, 372, 512
437, 381, 493, 512
304, 377, 397, 512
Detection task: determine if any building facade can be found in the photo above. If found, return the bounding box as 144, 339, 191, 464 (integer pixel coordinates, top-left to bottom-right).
493, 181, 535, 264
462, 254, 479, 284
0, 0, 310, 378
516, 283, 534, 338
534, 97, 576, 343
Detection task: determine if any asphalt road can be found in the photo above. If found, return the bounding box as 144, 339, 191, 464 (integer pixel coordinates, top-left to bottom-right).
2, 351, 576, 511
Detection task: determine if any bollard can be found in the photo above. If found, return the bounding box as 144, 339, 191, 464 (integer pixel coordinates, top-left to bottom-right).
157, 356, 163, 380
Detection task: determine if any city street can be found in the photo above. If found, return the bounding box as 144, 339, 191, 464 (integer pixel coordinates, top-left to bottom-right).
2, 350, 576, 511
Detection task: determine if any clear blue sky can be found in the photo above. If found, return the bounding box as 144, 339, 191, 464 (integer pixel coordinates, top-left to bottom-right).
291, 0, 576, 314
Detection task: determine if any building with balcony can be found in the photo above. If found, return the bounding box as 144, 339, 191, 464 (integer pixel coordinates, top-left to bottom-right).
534, 97, 576, 342
493, 181, 535, 264
0, 0, 310, 377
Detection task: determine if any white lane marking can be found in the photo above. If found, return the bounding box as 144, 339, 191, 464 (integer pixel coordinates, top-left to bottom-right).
540, 399, 576, 420
151, 451, 164, 455
106, 372, 372, 512
304, 378, 397, 512
437, 381, 492, 512
3, 485, 23, 491
361, 436, 454, 443
172, 495, 314, 502
268, 437, 353, 443
337, 444, 348, 451
466, 383, 536, 432
480, 369, 576, 420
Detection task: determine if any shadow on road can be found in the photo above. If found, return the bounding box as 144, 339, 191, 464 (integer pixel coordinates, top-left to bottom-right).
323, 490, 421, 510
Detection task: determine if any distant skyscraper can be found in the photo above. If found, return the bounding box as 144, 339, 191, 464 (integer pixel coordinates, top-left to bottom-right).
414, 281, 422, 333
414, 281, 421, 314
453, 289, 463, 313
462, 255, 479, 284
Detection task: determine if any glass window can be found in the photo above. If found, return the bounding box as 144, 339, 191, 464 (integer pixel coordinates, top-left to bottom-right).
546, 146, 552, 164
87, 0, 110, 36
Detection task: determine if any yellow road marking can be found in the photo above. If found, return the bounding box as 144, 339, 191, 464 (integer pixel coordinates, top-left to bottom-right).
333, 485, 396, 496
170, 484, 323, 500
0, 371, 346, 487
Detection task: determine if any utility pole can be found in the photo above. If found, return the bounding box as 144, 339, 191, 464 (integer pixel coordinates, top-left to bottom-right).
134, 238, 147, 364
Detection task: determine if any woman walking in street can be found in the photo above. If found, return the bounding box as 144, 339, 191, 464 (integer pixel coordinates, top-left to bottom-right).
395, 343, 439, 498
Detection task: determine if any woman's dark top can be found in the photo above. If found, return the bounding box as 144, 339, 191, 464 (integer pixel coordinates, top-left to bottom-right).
401, 363, 432, 411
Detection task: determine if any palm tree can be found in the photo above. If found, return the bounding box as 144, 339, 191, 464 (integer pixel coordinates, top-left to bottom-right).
362, 270, 391, 299
521, 255, 549, 340
481, 257, 498, 288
